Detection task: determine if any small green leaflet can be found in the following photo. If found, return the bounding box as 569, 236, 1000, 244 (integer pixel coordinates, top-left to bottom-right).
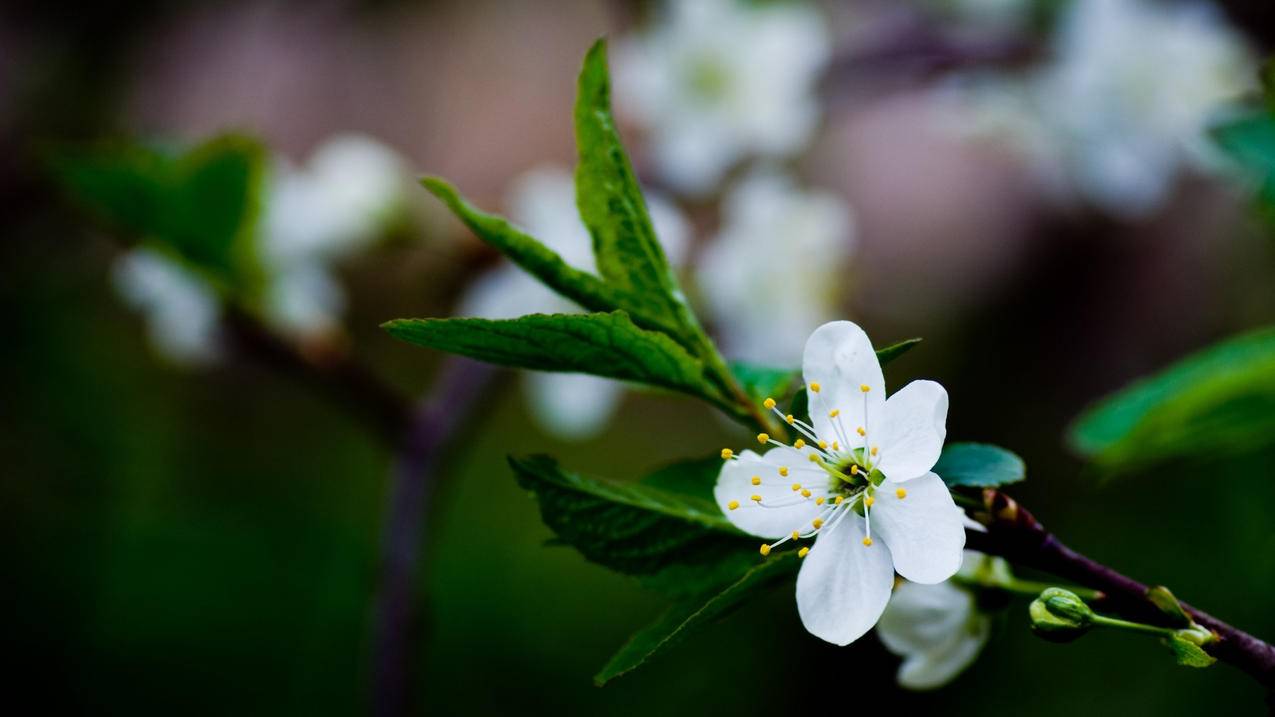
1069, 325, 1275, 474
594, 553, 798, 685
382, 311, 718, 400
1165, 636, 1217, 668
729, 363, 800, 407
1212, 110, 1275, 209
509, 455, 759, 598
52, 134, 265, 288
573, 39, 689, 339
934, 442, 1026, 488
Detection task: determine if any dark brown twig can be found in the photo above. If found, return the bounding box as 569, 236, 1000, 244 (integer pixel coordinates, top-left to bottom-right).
967, 489, 1275, 691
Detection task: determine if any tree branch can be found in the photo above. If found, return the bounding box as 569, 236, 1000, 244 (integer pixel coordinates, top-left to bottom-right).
967, 489, 1275, 691
370, 357, 497, 717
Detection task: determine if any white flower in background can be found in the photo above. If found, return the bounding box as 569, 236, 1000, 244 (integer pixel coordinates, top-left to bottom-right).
115, 134, 408, 361
112, 247, 222, 365
938, 0, 1253, 218
459, 165, 690, 440
714, 321, 965, 645
260, 134, 408, 337
615, 0, 831, 195
699, 170, 855, 366
878, 550, 999, 690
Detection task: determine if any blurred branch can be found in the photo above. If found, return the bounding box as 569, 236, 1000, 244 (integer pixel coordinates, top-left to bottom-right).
222, 306, 412, 444
968, 489, 1275, 696
370, 357, 497, 717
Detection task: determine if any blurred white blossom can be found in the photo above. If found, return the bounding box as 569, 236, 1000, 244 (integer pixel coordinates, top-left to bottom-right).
459, 165, 689, 440
699, 170, 855, 367
260, 134, 409, 337
877, 550, 998, 690
113, 247, 222, 365
115, 134, 409, 361
615, 0, 831, 195
937, 0, 1253, 218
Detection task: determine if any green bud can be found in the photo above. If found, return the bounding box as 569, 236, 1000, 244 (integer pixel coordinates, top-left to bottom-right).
1030, 588, 1095, 643
1146, 585, 1191, 628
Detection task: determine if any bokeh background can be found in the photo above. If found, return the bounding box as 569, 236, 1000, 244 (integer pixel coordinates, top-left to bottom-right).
5, 0, 1275, 714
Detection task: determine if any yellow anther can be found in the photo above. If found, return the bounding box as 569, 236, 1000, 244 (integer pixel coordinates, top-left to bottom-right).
862, 537, 873, 546
818, 440, 828, 450
856, 426, 866, 437
871, 446, 879, 456
850, 464, 859, 475
791, 530, 801, 540
834, 496, 845, 505
764, 397, 777, 410
779, 466, 789, 477
833, 441, 840, 451
727, 500, 740, 511
860, 384, 870, 393
759, 544, 771, 556
751, 476, 761, 486
812, 518, 824, 529
785, 414, 795, 425
808, 453, 819, 462
794, 439, 806, 449
791, 483, 801, 491
896, 488, 907, 499
721, 448, 734, 460
757, 433, 770, 445
864, 495, 875, 507
751, 494, 763, 502
798, 547, 810, 558
810, 382, 821, 393
829, 409, 840, 418
815, 497, 825, 506
801, 489, 811, 498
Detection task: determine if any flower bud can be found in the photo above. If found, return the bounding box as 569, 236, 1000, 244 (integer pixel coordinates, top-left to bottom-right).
1030, 588, 1095, 643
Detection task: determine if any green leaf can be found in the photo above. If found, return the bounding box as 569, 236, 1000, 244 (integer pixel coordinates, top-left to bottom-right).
1069, 325, 1275, 473
594, 553, 798, 685
1165, 636, 1217, 668
934, 442, 1026, 488
382, 311, 718, 399
1212, 110, 1275, 208
638, 455, 721, 503
52, 134, 264, 287
421, 176, 653, 324
574, 39, 689, 337
729, 362, 800, 405
876, 337, 922, 367
509, 455, 761, 598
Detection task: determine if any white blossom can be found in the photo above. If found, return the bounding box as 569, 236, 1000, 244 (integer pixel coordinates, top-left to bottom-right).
615, 0, 831, 195
112, 247, 222, 365
877, 550, 997, 689
698, 170, 855, 366
715, 321, 965, 645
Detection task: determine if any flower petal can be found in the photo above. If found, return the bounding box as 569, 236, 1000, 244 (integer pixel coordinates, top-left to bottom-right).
713, 447, 828, 540
875, 379, 948, 483
871, 472, 965, 584
878, 581, 990, 690
795, 508, 894, 645
802, 321, 884, 447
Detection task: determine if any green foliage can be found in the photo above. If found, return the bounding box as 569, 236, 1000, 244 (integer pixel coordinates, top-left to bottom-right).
1166, 636, 1217, 668
574, 39, 693, 342
934, 442, 1026, 488
383, 312, 721, 401
52, 134, 265, 288
1212, 110, 1275, 210
509, 455, 759, 598
729, 362, 801, 406
1069, 325, 1275, 474
594, 554, 798, 685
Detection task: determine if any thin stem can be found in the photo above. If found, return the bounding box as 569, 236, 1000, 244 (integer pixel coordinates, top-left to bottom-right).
1091, 614, 1178, 638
